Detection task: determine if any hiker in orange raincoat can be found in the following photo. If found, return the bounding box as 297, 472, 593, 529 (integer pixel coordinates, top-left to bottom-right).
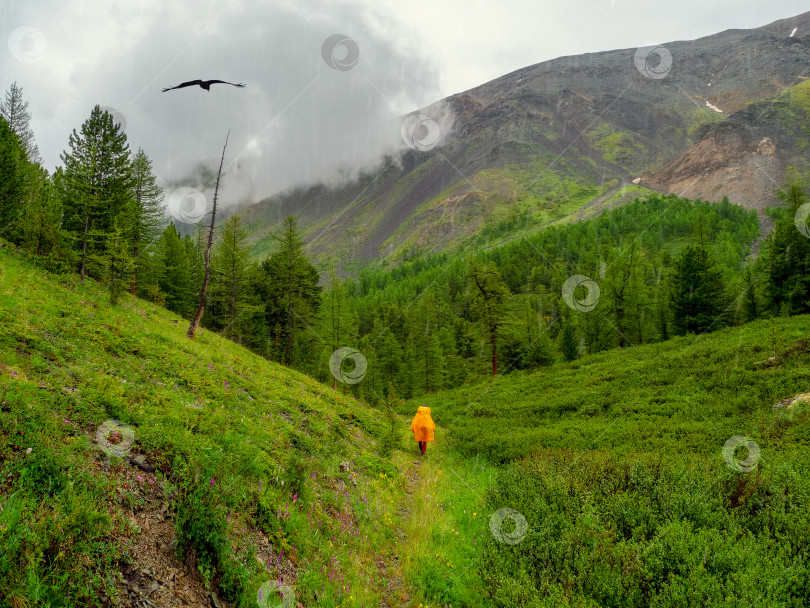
411, 405, 435, 456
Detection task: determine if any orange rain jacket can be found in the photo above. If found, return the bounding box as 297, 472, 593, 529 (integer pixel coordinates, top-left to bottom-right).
411, 406, 435, 443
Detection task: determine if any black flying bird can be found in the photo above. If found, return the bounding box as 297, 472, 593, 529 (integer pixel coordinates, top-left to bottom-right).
161, 79, 246, 93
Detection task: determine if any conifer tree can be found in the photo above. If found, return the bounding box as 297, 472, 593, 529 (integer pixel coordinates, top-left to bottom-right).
261, 215, 322, 365
58, 105, 133, 283
0, 82, 41, 164
20, 166, 60, 256
376, 327, 404, 392
467, 258, 510, 375
559, 320, 579, 361
521, 297, 556, 367
209, 214, 251, 339
741, 266, 760, 322
0, 116, 29, 241
322, 268, 354, 388
128, 148, 164, 294
106, 219, 133, 306
604, 241, 639, 348
669, 243, 725, 335
763, 183, 810, 315
154, 223, 194, 316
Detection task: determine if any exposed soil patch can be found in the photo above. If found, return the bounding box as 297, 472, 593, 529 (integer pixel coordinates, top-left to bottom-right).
90, 444, 296, 608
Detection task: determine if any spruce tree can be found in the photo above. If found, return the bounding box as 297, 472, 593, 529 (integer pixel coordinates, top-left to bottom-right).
154, 223, 194, 316
764, 183, 810, 315
261, 216, 322, 365
210, 215, 251, 339
59, 105, 133, 283
741, 266, 760, 322
560, 321, 579, 361
128, 148, 164, 294
669, 243, 725, 335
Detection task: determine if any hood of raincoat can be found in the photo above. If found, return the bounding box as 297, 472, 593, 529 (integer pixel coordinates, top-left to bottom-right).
411, 406, 435, 442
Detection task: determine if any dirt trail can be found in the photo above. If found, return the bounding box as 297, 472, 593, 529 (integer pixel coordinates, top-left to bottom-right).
376, 451, 426, 608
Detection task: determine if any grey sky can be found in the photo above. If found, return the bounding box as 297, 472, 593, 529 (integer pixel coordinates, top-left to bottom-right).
1, 0, 807, 210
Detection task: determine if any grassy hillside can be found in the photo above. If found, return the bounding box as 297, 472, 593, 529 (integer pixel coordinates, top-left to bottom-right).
400, 315, 810, 606
2, 237, 809, 607
0, 243, 458, 608
405, 315, 810, 461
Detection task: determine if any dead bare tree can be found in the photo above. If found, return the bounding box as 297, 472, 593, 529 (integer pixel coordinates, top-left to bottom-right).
187, 130, 230, 339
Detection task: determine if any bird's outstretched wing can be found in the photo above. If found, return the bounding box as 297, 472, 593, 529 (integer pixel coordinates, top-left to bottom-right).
207, 80, 247, 88
161, 80, 204, 92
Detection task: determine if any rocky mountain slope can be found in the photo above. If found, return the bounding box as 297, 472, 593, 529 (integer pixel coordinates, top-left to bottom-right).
231, 11, 810, 271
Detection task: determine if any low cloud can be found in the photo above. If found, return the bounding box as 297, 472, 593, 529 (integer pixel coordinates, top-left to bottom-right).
5, 0, 450, 212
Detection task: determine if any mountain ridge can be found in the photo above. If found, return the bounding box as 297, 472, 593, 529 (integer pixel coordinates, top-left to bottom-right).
227, 11, 810, 274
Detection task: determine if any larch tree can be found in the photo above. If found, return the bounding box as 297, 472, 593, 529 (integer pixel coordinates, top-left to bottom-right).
413, 291, 442, 393
604, 241, 638, 348
105, 218, 133, 306
187, 131, 229, 339
21, 165, 60, 256
467, 257, 510, 375
322, 268, 353, 388
0, 116, 29, 241
1, 82, 41, 164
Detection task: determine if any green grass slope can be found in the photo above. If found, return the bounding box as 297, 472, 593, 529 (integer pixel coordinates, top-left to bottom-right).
401, 316, 810, 607
0, 244, 421, 608
407, 316, 810, 462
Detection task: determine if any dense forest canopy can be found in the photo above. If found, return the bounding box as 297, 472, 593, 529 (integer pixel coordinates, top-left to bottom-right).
1, 81, 809, 407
